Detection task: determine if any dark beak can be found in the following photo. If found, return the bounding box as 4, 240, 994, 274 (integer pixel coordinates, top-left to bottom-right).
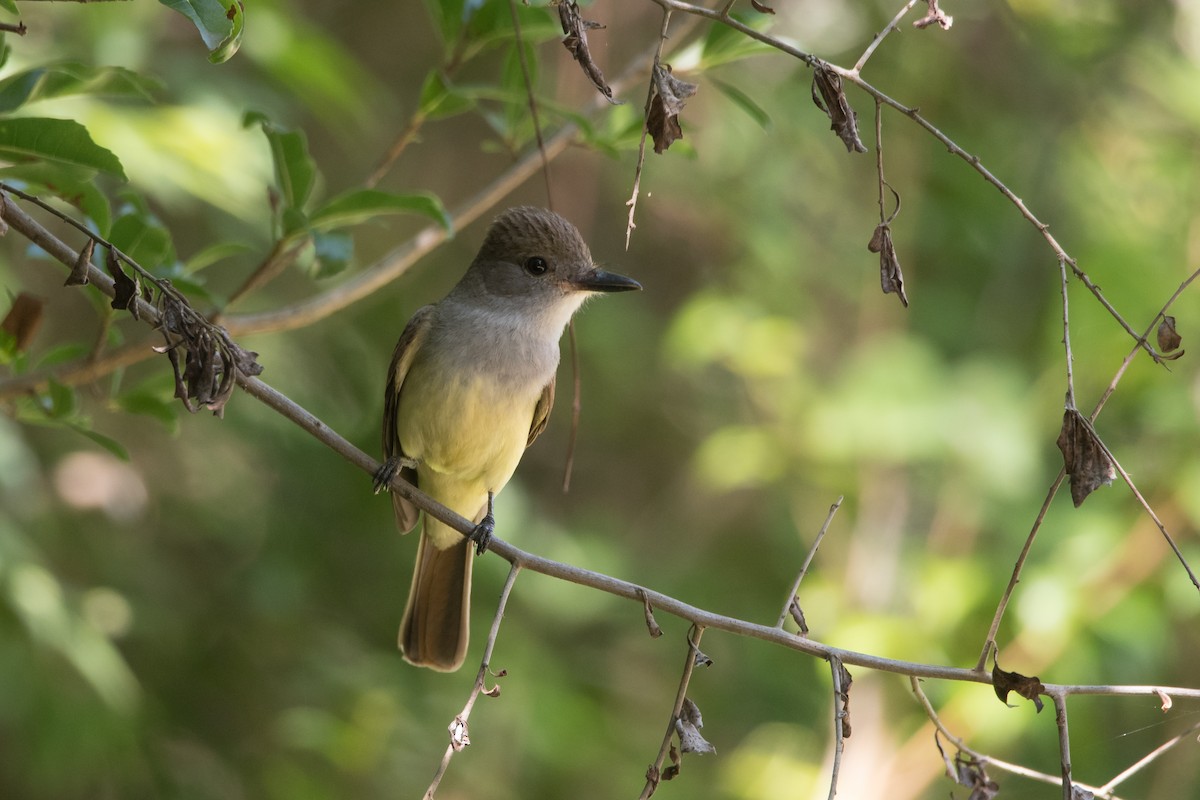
576, 268, 642, 293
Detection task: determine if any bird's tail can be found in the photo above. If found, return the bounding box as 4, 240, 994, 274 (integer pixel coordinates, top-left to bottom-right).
399, 517, 473, 671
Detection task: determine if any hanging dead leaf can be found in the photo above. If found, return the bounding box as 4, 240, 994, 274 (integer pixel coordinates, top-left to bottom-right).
1056, 409, 1115, 507
692, 647, 713, 668
750, 0, 776, 13
1, 291, 44, 353
661, 743, 680, 781
812, 67, 867, 154
950, 750, 1000, 800
105, 246, 141, 320
868, 223, 909, 307
992, 658, 1045, 712
833, 658, 853, 738
65, 239, 95, 287
641, 591, 663, 638
559, 0, 619, 104
788, 598, 809, 635
676, 697, 716, 754
1157, 315, 1181, 353
646, 64, 698, 154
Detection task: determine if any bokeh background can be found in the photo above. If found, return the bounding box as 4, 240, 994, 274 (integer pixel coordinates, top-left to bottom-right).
2, 0, 1199, 797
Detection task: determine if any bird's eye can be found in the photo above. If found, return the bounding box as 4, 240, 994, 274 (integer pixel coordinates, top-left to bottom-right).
524, 256, 548, 276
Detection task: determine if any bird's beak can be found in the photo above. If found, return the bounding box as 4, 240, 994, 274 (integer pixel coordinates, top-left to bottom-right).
575, 267, 642, 293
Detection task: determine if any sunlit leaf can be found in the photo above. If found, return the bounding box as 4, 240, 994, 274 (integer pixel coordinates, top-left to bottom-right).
309, 189, 452, 233
159, 0, 244, 63
0, 118, 125, 179
0, 63, 160, 113
245, 112, 317, 212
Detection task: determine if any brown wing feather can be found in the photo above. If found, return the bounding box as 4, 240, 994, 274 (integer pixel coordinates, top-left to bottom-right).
527, 375, 555, 447
383, 305, 434, 532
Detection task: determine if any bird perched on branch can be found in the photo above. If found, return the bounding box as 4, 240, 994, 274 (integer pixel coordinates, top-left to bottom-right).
374, 206, 641, 671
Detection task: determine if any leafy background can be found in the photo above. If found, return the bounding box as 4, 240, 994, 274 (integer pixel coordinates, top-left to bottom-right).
1, 0, 1199, 798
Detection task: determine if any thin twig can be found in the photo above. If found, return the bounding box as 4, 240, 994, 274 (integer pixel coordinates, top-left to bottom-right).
626, 6, 672, 250
424, 562, 523, 798
1096, 720, 1200, 795
639, 624, 706, 800
853, 0, 921, 73
775, 495, 842, 628
508, 0, 554, 210
1052, 691, 1074, 800
827, 656, 849, 800
909, 678, 1120, 798
1059, 257, 1076, 409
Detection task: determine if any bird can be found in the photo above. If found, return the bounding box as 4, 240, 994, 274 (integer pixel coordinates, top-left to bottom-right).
374, 206, 641, 671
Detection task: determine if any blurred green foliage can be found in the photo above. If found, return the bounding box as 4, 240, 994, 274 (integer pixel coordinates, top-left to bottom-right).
1, 1, 1199, 798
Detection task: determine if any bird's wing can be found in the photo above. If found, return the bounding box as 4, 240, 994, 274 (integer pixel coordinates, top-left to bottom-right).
526, 374, 555, 447
383, 305, 434, 532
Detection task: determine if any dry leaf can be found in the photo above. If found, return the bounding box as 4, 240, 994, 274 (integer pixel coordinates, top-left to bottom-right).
1, 291, 44, 352
750, 0, 776, 13
992, 658, 1046, 712
105, 246, 141, 320
559, 1, 619, 104
1056, 409, 1115, 507
65, 239, 95, 287
692, 647, 713, 668
647, 64, 698, 154
833, 658, 853, 738
914, 0, 954, 29
788, 598, 809, 635
868, 222, 909, 307
951, 751, 1000, 800
642, 591, 663, 638
1157, 315, 1181, 353
676, 697, 716, 754
812, 67, 867, 154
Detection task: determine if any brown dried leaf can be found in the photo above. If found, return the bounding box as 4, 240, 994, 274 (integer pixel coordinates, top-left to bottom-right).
559, 0, 619, 104
833, 659, 853, 738
914, 0, 954, 30
992, 658, 1045, 712
788, 598, 809, 635
105, 247, 140, 319
868, 223, 909, 307
1156, 688, 1172, 712
1157, 315, 1181, 353
647, 64, 698, 155
750, 0, 776, 13
952, 751, 1000, 800
65, 239, 95, 287
1, 291, 44, 352
642, 592, 663, 638
675, 698, 716, 754
662, 744, 680, 781
692, 647, 713, 668
812, 67, 867, 154
1056, 409, 1115, 507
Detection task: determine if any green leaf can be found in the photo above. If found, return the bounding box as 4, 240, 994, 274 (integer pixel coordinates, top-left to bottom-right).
0, 63, 160, 114
0, 118, 125, 179
69, 424, 131, 461
116, 386, 179, 432
710, 78, 772, 131
698, 17, 777, 70
46, 379, 77, 419
0, 0, 16, 15
109, 212, 175, 273
245, 113, 317, 212
308, 189, 452, 233
184, 240, 253, 273
310, 231, 353, 279
34, 343, 89, 370
418, 71, 476, 121
0, 163, 113, 235
158, 0, 244, 63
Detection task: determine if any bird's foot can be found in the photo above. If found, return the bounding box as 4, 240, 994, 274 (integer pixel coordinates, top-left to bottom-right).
372, 455, 418, 494
468, 491, 496, 555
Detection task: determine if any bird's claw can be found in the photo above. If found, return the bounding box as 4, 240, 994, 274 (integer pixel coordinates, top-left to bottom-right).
372, 456, 417, 494
468, 491, 496, 555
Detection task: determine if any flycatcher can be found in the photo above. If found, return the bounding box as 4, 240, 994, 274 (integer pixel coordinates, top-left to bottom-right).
374, 206, 641, 671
